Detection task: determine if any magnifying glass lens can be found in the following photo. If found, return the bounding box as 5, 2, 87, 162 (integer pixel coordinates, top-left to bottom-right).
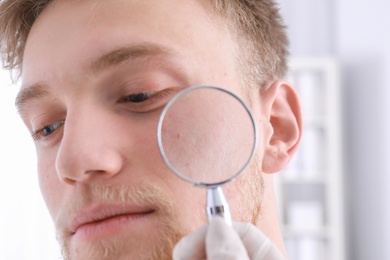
158, 86, 257, 186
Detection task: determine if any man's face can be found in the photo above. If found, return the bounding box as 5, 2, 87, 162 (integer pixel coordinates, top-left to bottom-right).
19, 0, 265, 259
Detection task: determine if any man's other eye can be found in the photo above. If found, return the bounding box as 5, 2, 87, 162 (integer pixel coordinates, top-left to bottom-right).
122, 93, 154, 103
32, 120, 64, 141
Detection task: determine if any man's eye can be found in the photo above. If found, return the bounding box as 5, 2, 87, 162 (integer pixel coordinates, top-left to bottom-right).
32, 120, 64, 141
118, 88, 181, 113
122, 93, 154, 103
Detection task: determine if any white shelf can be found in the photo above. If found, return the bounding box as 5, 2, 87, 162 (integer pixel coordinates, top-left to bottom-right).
280, 177, 328, 185
282, 225, 330, 239
276, 57, 346, 260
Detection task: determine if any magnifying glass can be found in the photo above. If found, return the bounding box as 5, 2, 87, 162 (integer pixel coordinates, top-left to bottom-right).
157, 85, 258, 225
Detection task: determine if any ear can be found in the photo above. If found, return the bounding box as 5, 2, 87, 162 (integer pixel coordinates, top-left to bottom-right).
260, 80, 302, 173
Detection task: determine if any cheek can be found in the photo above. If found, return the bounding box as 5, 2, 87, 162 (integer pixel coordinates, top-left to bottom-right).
225, 183, 246, 215
225, 157, 264, 222
172, 182, 207, 229
37, 149, 64, 219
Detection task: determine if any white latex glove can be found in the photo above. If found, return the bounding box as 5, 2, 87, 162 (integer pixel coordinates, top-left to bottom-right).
173, 217, 286, 260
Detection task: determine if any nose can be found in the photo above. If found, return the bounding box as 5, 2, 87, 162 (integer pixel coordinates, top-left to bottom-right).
55, 106, 124, 185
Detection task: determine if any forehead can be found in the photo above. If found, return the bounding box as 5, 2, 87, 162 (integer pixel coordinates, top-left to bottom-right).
21, 0, 235, 83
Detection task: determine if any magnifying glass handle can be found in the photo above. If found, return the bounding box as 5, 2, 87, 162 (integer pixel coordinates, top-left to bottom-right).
206, 186, 232, 226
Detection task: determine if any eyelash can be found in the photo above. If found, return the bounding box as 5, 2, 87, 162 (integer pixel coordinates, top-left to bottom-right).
119, 88, 179, 112
121, 92, 155, 103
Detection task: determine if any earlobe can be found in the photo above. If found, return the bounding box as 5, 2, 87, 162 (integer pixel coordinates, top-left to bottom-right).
261, 80, 302, 174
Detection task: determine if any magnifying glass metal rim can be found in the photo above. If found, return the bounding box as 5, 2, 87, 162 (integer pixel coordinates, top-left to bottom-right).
157, 85, 258, 188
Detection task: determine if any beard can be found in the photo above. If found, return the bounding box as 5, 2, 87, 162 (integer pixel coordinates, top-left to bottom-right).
55, 183, 191, 260
234, 156, 264, 224
54, 158, 264, 260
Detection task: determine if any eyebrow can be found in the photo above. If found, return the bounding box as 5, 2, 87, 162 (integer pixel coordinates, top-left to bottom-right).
15, 83, 49, 113
90, 43, 174, 72
16, 43, 175, 112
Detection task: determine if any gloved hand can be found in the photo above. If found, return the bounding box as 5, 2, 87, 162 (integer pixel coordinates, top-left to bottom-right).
173, 217, 286, 260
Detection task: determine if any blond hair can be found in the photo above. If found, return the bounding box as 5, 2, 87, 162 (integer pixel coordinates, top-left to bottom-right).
0, 0, 288, 86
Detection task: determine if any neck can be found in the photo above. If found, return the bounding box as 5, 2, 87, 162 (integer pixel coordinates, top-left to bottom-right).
256, 174, 288, 258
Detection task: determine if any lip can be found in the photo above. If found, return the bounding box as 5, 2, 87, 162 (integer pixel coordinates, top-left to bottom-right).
69, 204, 155, 239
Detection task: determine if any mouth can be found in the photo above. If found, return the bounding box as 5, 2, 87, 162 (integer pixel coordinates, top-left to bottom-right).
70, 205, 156, 240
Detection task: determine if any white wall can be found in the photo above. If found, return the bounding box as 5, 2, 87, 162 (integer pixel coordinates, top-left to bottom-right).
277, 0, 390, 259
0, 71, 61, 259
337, 2, 390, 259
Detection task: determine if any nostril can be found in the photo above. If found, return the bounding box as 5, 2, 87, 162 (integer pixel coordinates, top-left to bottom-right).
61, 176, 77, 186
86, 170, 106, 174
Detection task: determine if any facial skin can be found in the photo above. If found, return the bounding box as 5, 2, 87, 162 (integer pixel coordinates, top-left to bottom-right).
18, 0, 302, 259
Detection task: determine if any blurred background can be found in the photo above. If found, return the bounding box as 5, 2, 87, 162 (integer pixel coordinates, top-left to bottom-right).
276, 0, 390, 259
0, 70, 62, 259
0, 0, 389, 259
